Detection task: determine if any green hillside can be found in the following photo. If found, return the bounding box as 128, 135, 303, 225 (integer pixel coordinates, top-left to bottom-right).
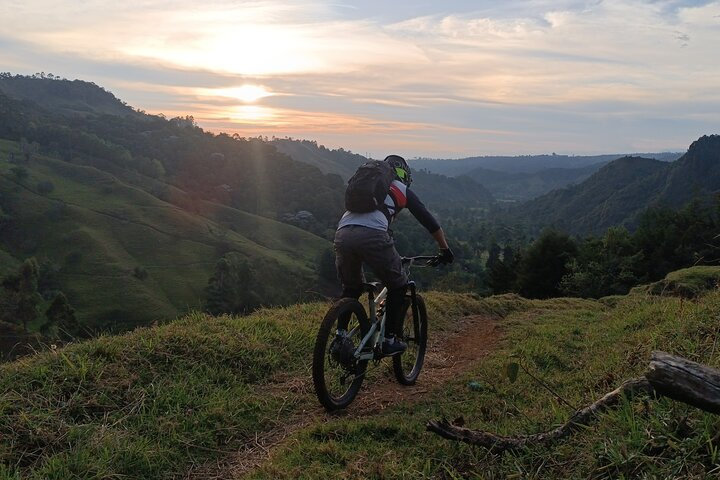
515, 135, 720, 234
2, 271, 720, 478
0, 138, 328, 332
0, 74, 351, 339
270, 138, 366, 180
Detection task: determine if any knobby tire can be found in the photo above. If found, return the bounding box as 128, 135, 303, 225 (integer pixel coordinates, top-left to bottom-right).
312, 298, 370, 411
393, 293, 427, 385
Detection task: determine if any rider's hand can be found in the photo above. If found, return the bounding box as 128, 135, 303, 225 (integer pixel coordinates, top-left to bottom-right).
428, 247, 454, 266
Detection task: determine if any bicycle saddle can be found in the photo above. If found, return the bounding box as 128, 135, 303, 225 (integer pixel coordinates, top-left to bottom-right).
362, 282, 383, 294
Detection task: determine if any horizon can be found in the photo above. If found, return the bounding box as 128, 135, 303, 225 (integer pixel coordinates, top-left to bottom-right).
1, 1, 719, 158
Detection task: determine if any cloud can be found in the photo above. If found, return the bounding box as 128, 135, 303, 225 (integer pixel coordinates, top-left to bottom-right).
0, 0, 719, 156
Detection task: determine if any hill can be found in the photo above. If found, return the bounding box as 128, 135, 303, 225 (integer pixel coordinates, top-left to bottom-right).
410, 152, 680, 176
514, 135, 720, 234
0, 73, 135, 117
270, 138, 366, 180
0, 74, 341, 336
462, 163, 603, 201
2, 272, 720, 478
411, 152, 681, 202
0, 139, 327, 332
269, 137, 495, 209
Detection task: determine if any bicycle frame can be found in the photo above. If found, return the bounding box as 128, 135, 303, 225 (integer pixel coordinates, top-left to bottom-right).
349, 256, 435, 361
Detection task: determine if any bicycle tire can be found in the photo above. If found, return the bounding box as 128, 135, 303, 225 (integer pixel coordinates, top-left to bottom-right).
312, 298, 370, 411
393, 293, 427, 385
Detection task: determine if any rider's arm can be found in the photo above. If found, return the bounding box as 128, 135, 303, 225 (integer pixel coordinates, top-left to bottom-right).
431, 228, 449, 249
406, 190, 453, 263
406, 189, 441, 237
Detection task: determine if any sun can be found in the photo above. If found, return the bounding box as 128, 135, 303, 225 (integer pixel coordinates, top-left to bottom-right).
212, 85, 272, 103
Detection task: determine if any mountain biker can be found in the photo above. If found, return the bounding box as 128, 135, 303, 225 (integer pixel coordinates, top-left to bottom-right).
334, 154, 454, 355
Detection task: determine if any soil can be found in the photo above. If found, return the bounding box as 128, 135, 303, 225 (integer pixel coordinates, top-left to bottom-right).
185, 314, 503, 479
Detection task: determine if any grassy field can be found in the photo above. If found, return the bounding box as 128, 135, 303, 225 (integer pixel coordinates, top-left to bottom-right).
0, 139, 329, 331
0, 292, 489, 479
251, 291, 720, 479
2, 277, 720, 478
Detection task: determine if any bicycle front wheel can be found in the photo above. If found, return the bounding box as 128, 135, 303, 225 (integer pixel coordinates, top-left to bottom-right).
393, 293, 427, 385
312, 298, 370, 411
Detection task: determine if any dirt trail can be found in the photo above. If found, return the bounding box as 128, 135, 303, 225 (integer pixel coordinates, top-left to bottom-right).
186, 314, 503, 479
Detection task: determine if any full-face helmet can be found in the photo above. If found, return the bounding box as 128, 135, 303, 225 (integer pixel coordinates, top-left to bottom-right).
384, 154, 412, 186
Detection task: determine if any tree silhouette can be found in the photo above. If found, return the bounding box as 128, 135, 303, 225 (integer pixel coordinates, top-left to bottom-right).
1, 258, 42, 332
44, 292, 81, 339
517, 230, 578, 299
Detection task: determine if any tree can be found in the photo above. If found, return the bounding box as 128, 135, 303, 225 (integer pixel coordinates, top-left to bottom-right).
517, 230, 578, 299
10, 166, 28, 181
204, 253, 262, 315
37, 180, 55, 195
489, 245, 518, 294
44, 292, 81, 339
317, 247, 337, 283
1, 258, 42, 332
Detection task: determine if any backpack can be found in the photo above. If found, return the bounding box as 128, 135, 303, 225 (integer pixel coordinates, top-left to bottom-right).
344, 160, 395, 213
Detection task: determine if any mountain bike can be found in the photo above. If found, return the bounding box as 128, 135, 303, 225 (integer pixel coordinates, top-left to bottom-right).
312, 255, 437, 411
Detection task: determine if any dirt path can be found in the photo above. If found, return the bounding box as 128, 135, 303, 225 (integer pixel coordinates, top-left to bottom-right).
185, 314, 503, 479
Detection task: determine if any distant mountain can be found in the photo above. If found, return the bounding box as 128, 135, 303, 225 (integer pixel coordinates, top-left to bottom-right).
269, 137, 495, 209
411, 169, 494, 209
410, 152, 682, 202
410, 152, 681, 176
514, 135, 720, 234
462, 163, 604, 201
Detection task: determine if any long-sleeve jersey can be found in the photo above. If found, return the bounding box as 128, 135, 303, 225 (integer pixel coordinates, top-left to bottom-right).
337, 179, 441, 233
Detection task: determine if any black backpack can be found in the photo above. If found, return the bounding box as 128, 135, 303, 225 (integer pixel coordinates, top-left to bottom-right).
344, 160, 395, 213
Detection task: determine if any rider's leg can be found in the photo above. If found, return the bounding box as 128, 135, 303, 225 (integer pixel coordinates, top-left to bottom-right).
334, 227, 364, 297
384, 285, 407, 337
334, 226, 364, 328
359, 229, 408, 354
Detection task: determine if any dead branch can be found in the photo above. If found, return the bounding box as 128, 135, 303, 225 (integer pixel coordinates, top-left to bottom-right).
427, 351, 720, 451
427, 378, 652, 451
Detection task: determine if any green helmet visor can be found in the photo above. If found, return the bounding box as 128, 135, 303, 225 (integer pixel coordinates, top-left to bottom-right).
394, 167, 410, 183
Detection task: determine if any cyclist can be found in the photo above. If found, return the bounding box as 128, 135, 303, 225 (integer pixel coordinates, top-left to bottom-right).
334, 154, 454, 355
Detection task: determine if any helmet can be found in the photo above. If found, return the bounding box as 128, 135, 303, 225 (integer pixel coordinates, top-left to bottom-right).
384, 154, 412, 186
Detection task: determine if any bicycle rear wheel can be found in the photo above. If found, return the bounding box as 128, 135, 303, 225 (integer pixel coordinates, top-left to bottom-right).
312, 298, 370, 411
393, 293, 427, 385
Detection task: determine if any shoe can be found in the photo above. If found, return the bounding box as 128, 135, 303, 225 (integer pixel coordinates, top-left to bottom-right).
381, 336, 407, 356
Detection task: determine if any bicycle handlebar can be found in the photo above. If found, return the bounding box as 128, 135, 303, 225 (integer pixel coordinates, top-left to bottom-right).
401, 255, 440, 267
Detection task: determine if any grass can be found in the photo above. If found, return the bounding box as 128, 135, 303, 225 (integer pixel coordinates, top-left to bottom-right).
250, 290, 720, 479
3, 274, 720, 478
631, 266, 720, 298
0, 139, 329, 331
0, 292, 494, 479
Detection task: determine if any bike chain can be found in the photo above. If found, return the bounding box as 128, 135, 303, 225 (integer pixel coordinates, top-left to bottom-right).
341, 354, 392, 385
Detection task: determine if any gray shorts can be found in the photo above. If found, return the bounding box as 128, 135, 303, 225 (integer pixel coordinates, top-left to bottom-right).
334, 225, 408, 292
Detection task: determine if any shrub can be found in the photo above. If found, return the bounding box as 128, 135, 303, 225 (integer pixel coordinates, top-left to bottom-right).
36, 180, 55, 195
133, 266, 148, 280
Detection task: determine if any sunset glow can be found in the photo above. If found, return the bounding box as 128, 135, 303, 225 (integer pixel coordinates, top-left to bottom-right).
1, 1, 719, 156
205, 85, 274, 103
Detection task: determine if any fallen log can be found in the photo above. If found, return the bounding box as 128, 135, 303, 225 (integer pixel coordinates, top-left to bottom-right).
646, 351, 720, 414
427, 351, 720, 451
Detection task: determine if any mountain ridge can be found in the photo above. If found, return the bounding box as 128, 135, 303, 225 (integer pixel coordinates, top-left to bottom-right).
514, 135, 720, 234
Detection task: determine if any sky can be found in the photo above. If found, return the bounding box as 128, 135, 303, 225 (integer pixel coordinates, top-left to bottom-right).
1, 0, 719, 158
